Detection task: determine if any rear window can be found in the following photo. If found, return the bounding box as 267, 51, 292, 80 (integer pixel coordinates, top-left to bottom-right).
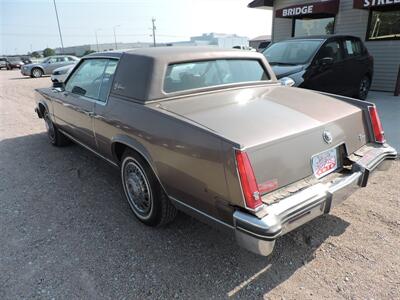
164, 59, 269, 93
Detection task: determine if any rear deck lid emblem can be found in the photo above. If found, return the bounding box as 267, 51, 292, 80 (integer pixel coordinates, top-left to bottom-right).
323, 130, 333, 144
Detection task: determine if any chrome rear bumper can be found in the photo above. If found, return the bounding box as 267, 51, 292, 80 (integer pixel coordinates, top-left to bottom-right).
233, 144, 397, 256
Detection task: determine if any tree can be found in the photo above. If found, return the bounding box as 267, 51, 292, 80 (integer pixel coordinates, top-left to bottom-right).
31, 51, 41, 58
43, 48, 55, 57
83, 50, 96, 56
325, 20, 334, 35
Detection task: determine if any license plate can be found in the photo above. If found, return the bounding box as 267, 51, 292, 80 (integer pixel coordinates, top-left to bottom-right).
312, 148, 338, 178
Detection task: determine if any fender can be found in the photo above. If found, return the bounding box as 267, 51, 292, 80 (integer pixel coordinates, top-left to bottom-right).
110, 134, 170, 194
35, 99, 49, 119
110, 134, 155, 169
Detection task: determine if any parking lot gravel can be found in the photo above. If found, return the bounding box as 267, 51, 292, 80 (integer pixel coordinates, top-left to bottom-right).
1, 70, 399, 299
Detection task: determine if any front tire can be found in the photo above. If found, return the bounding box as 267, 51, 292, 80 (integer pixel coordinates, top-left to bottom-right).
31, 68, 43, 78
43, 110, 70, 146
121, 150, 177, 227
357, 76, 371, 100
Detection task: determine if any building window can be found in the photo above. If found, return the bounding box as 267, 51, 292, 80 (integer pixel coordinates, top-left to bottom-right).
293, 17, 335, 37
367, 9, 400, 41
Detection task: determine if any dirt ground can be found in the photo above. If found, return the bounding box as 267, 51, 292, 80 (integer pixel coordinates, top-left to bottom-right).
1, 69, 399, 299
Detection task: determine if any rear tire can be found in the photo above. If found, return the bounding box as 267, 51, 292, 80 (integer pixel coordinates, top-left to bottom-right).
357, 75, 371, 100
121, 149, 177, 227
43, 110, 70, 146
31, 68, 43, 78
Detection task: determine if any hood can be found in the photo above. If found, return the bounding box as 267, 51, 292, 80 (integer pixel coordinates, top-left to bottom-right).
152, 85, 361, 149
54, 64, 75, 72
270, 64, 305, 79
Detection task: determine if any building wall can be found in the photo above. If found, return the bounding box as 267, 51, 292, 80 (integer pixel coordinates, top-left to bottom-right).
271, 0, 400, 92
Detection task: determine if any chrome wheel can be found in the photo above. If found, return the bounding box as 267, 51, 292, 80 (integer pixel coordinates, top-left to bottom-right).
122, 158, 153, 219
32, 68, 42, 78
359, 77, 370, 100
43, 111, 55, 142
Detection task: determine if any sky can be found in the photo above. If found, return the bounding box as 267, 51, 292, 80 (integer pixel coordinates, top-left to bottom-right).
0, 0, 272, 55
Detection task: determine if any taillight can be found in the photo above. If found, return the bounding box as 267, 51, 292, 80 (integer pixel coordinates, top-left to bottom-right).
235, 150, 263, 211
368, 106, 385, 143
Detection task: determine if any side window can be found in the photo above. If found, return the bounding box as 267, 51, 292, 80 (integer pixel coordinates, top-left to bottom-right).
343, 39, 362, 57
68, 57, 76, 62
316, 41, 343, 63
56, 57, 66, 62
65, 59, 108, 100
48, 58, 57, 64
98, 60, 118, 102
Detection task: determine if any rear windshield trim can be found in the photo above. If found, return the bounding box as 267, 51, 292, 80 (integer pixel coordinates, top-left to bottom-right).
162, 58, 271, 95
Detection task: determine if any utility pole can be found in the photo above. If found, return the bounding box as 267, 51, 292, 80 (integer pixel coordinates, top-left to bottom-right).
151, 18, 156, 47
53, 0, 64, 53
95, 29, 101, 52
113, 25, 120, 50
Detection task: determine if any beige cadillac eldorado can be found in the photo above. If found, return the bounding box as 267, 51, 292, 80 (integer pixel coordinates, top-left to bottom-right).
34, 47, 397, 256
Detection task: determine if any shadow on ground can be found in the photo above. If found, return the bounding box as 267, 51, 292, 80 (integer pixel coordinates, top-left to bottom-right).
9, 76, 50, 80
0, 133, 349, 299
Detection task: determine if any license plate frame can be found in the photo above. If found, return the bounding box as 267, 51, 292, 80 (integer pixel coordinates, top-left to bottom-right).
311, 147, 339, 179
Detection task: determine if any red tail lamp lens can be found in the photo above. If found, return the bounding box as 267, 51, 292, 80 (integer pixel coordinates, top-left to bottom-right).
368, 106, 385, 143
235, 150, 263, 211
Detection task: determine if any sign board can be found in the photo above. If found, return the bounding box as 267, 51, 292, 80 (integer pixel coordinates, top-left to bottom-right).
276, 0, 340, 18
354, 0, 400, 9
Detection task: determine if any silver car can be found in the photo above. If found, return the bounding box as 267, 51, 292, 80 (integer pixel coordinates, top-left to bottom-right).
21, 55, 79, 78
51, 64, 76, 83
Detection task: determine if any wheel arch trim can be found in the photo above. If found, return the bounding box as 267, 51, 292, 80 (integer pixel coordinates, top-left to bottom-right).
111, 135, 170, 196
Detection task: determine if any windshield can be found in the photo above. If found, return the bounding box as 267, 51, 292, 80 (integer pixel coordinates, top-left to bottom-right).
164, 59, 269, 93
263, 40, 323, 65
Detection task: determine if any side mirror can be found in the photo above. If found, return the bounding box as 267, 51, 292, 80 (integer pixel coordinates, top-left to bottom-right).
52, 81, 64, 89
52, 82, 65, 93
318, 57, 334, 66
280, 77, 295, 87
71, 85, 86, 95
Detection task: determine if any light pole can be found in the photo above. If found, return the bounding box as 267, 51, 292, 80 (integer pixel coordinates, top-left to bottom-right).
113, 25, 121, 50
151, 18, 156, 47
95, 29, 102, 52
53, 0, 64, 53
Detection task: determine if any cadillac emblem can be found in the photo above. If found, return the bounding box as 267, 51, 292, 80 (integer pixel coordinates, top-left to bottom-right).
323, 130, 333, 144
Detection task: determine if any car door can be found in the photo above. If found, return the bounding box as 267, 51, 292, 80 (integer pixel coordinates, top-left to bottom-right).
91, 59, 119, 158
54, 58, 109, 148
44, 57, 64, 74
341, 37, 369, 96
305, 39, 346, 94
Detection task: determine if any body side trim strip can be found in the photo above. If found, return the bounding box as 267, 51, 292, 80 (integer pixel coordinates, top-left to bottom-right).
59, 129, 119, 168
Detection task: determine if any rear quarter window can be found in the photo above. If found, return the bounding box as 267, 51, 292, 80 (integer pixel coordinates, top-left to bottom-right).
164, 59, 269, 93
343, 39, 363, 57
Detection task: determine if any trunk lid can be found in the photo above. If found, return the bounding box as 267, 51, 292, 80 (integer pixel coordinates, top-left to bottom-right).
154, 85, 369, 193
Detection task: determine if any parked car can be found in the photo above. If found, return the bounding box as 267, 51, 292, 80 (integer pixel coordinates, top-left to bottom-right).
232, 45, 256, 51
263, 35, 374, 100
34, 47, 396, 256
0, 58, 7, 69
21, 55, 79, 78
0, 57, 25, 70
21, 57, 32, 65
51, 64, 76, 83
